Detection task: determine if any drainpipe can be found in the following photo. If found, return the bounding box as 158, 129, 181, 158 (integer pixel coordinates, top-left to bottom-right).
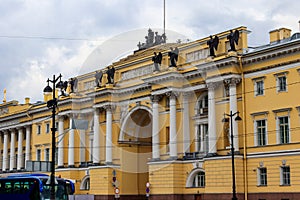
238, 55, 248, 200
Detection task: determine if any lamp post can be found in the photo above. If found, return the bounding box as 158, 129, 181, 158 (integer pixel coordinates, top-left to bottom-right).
43, 74, 64, 200
222, 111, 242, 200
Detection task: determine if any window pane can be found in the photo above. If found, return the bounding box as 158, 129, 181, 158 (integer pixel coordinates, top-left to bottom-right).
257, 120, 266, 146
259, 168, 267, 186
282, 166, 290, 185
279, 117, 289, 144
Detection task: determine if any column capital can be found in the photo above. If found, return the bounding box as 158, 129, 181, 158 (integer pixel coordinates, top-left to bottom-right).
206, 82, 219, 90
9, 128, 16, 133
224, 77, 241, 86
150, 95, 162, 103
16, 126, 24, 130
166, 91, 179, 99
103, 104, 116, 111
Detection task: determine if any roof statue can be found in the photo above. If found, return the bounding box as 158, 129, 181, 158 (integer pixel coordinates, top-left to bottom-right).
168, 47, 179, 67
227, 29, 239, 51
152, 52, 162, 72
137, 28, 166, 50
95, 70, 103, 88
207, 35, 219, 57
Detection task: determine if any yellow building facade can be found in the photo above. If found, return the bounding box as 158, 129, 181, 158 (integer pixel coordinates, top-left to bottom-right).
1, 26, 300, 200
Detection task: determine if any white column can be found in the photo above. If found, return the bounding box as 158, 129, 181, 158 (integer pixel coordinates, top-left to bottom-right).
200, 125, 204, 152
183, 93, 191, 153
208, 83, 217, 155
10, 129, 16, 170
229, 78, 240, 152
17, 128, 23, 170
68, 117, 75, 167
93, 109, 100, 165
105, 106, 113, 164
169, 92, 177, 159
25, 126, 31, 169
79, 129, 85, 164
89, 133, 94, 162
57, 117, 64, 167
2, 131, 8, 171
151, 95, 160, 160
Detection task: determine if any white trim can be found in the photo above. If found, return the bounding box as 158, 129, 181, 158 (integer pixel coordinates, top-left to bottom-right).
244, 62, 299, 78
247, 149, 300, 158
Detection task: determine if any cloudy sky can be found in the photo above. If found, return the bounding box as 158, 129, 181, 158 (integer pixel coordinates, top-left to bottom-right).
0, 0, 299, 103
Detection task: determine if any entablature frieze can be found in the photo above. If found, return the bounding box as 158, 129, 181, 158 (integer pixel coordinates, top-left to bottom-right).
0, 119, 32, 132
195, 56, 239, 71
142, 71, 185, 85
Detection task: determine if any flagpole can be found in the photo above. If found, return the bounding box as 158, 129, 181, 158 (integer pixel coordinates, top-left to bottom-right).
163, 0, 166, 41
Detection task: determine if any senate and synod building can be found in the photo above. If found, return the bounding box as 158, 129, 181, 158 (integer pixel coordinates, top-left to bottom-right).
1, 25, 300, 200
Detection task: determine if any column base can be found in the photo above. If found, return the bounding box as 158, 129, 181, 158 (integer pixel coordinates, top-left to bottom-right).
169, 156, 178, 160
92, 163, 100, 166
205, 153, 217, 157
68, 165, 75, 168
228, 151, 240, 155
150, 158, 160, 162
105, 162, 113, 165
57, 165, 65, 169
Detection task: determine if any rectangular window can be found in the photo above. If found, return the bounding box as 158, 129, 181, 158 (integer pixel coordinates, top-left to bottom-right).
256, 120, 267, 146
166, 127, 170, 153
279, 116, 289, 144
45, 148, 50, 161
55, 122, 59, 132
37, 125, 41, 135
278, 76, 287, 92
46, 123, 50, 134
281, 166, 290, 185
258, 167, 267, 186
255, 80, 264, 96
37, 149, 41, 161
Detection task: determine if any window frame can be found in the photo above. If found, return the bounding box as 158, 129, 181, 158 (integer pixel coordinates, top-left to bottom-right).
45, 123, 50, 134
274, 72, 288, 93
255, 80, 264, 96
192, 171, 205, 188
280, 166, 291, 186
37, 124, 41, 135
255, 119, 267, 146
278, 116, 290, 144
36, 149, 41, 161
257, 167, 267, 186
45, 148, 50, 161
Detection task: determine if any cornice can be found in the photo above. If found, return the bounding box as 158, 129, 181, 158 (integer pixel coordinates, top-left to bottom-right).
142, 70, 185, 84
243, 39, 300, 65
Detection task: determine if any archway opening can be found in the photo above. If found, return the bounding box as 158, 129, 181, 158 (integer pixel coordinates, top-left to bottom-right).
120, 108, 152, 196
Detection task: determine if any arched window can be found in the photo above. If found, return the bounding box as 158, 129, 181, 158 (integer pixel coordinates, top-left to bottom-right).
192, 172, 205, 187
186, 169, 205, 188
197, 93, 208, 115
80, 175, 90, 190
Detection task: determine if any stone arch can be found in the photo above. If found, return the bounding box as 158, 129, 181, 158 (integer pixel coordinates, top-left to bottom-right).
186, 168, 205, 187
119, 105, 153, 141
80, 175, 90, 190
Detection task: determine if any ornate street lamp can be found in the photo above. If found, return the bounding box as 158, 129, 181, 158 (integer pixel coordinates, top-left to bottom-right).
43, 73, 62, 200
222, 111, 242, 200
